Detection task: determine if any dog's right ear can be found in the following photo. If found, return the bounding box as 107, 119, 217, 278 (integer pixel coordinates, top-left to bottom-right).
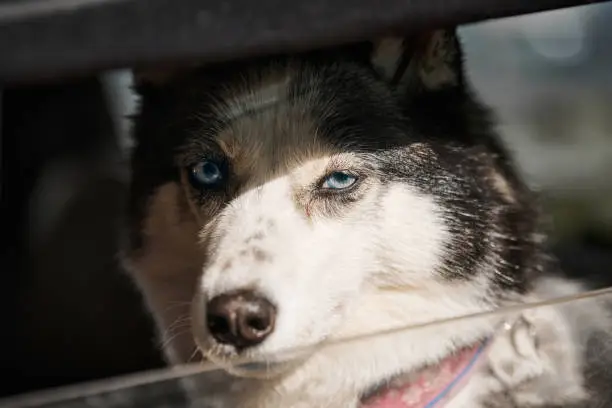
370, 28, 466, 97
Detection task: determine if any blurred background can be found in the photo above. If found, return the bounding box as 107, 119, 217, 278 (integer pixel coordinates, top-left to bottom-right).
1, 1, 612, 400
462, 2, 612, 241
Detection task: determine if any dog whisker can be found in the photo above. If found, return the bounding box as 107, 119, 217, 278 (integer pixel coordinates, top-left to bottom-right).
166, 316, 192, 332
160, 329, 191, 351
188, 347, 202, 363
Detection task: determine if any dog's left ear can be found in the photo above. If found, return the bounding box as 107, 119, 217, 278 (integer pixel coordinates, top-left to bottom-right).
370, 28, 465, 95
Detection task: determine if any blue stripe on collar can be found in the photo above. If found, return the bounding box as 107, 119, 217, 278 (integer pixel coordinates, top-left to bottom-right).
424, 338, 490, 408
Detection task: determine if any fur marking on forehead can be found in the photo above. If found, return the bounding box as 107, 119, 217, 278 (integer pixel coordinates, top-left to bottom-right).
215, 73, 293, 122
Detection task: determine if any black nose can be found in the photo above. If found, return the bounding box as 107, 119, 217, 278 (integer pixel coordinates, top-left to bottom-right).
205, 290, 276, 349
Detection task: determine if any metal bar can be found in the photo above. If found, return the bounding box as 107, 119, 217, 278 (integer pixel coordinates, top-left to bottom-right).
0, 0, 605, 83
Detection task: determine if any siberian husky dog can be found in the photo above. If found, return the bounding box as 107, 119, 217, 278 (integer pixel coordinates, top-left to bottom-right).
123, 27, 612, 407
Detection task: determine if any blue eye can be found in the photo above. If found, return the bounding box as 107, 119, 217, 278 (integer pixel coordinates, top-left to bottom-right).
189, 160, 224, 188
322, 171, 358, 190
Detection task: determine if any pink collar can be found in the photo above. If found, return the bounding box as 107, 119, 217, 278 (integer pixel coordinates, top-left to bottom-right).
360, 340, 489, 408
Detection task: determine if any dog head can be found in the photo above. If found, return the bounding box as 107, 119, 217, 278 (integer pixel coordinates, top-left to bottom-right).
125, 28, 542, 394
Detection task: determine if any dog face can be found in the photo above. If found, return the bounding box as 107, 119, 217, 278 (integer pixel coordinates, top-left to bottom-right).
125, 28, 541, 389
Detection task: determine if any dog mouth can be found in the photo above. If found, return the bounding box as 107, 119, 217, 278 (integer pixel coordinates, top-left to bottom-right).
203, 344, 313, 380
230, 359, 300, 378
358, 340, 489, 408
201, 333, 490, 407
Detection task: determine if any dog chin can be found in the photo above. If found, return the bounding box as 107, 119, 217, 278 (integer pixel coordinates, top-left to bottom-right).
229, 360, 301, 379
202, 342, 314, 380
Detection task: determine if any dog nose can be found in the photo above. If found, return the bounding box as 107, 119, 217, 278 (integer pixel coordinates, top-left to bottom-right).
205, 290, 276, 349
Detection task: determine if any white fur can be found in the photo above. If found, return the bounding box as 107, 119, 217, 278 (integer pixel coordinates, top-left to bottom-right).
184, 277, 602, 408
126, 155, 610, 407
184, 160, 515, 407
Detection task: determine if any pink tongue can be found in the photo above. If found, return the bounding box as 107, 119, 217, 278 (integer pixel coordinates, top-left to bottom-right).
359, 346, 478, 408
